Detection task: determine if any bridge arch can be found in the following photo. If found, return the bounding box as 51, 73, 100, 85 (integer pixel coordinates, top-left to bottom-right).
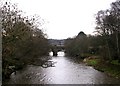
50, 45, 65, 56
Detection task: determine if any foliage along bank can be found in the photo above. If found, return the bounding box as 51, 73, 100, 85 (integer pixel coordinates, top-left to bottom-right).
1, 2, 50, 80
65, 0, 120, 79
65, 0, 120, 62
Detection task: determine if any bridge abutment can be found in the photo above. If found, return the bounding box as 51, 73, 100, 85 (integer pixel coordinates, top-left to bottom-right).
53, 51, 58, 56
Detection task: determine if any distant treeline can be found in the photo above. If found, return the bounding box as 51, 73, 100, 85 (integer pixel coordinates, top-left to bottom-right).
1, 2, 49, 79
65, 0, 120, 62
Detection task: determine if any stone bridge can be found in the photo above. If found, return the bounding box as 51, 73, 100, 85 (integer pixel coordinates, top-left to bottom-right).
48, 39, 65, 56
50, 45, 65, 56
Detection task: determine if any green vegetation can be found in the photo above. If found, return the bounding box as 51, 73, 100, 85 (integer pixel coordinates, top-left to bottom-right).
65, 0, 120, 61
65, 31, 89, 58
86, 59, 99, 66
1, 0, 120, 82
1, 2, 50, 80
65, 1, 120, 61
85, 57, 120, 78
111, 60, 120, 65
65, 0, 120, 79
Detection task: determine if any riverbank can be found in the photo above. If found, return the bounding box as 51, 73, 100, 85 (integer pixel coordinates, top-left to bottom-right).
4, 54, 120, 84
83, 56, 120, 79
2, 56, 51, 81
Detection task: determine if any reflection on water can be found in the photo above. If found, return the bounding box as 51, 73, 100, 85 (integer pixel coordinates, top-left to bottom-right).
49, 51, 65, 57
49, 52, 53, 56
57, 51, 65, 57
6, 51, 120, 84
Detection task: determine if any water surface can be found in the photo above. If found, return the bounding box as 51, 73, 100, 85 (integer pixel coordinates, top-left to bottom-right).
6, 52, 120, 84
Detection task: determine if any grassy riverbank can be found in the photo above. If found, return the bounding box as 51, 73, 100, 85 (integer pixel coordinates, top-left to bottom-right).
83, 56, 120, 79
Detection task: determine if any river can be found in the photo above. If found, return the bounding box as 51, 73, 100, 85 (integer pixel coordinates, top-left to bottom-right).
5, 51, 120, 84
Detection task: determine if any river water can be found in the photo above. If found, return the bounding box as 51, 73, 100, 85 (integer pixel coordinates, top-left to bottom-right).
6, 52, 120, 84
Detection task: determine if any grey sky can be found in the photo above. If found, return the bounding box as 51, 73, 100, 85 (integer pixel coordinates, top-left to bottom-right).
8, 0, 117, 39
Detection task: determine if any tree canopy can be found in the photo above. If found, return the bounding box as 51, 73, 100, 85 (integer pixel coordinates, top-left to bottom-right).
1, 2, 50, 79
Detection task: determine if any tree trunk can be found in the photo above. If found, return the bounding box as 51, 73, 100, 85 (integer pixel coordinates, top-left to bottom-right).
115, 31, 120, 62
104, 34, 111, 61
106, 40, 112, 61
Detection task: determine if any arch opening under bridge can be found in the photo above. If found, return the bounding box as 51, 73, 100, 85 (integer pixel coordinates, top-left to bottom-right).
50, 45, 65, 56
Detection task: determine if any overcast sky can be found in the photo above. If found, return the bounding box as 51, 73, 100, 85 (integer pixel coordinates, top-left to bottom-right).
7, 0, 117, 39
